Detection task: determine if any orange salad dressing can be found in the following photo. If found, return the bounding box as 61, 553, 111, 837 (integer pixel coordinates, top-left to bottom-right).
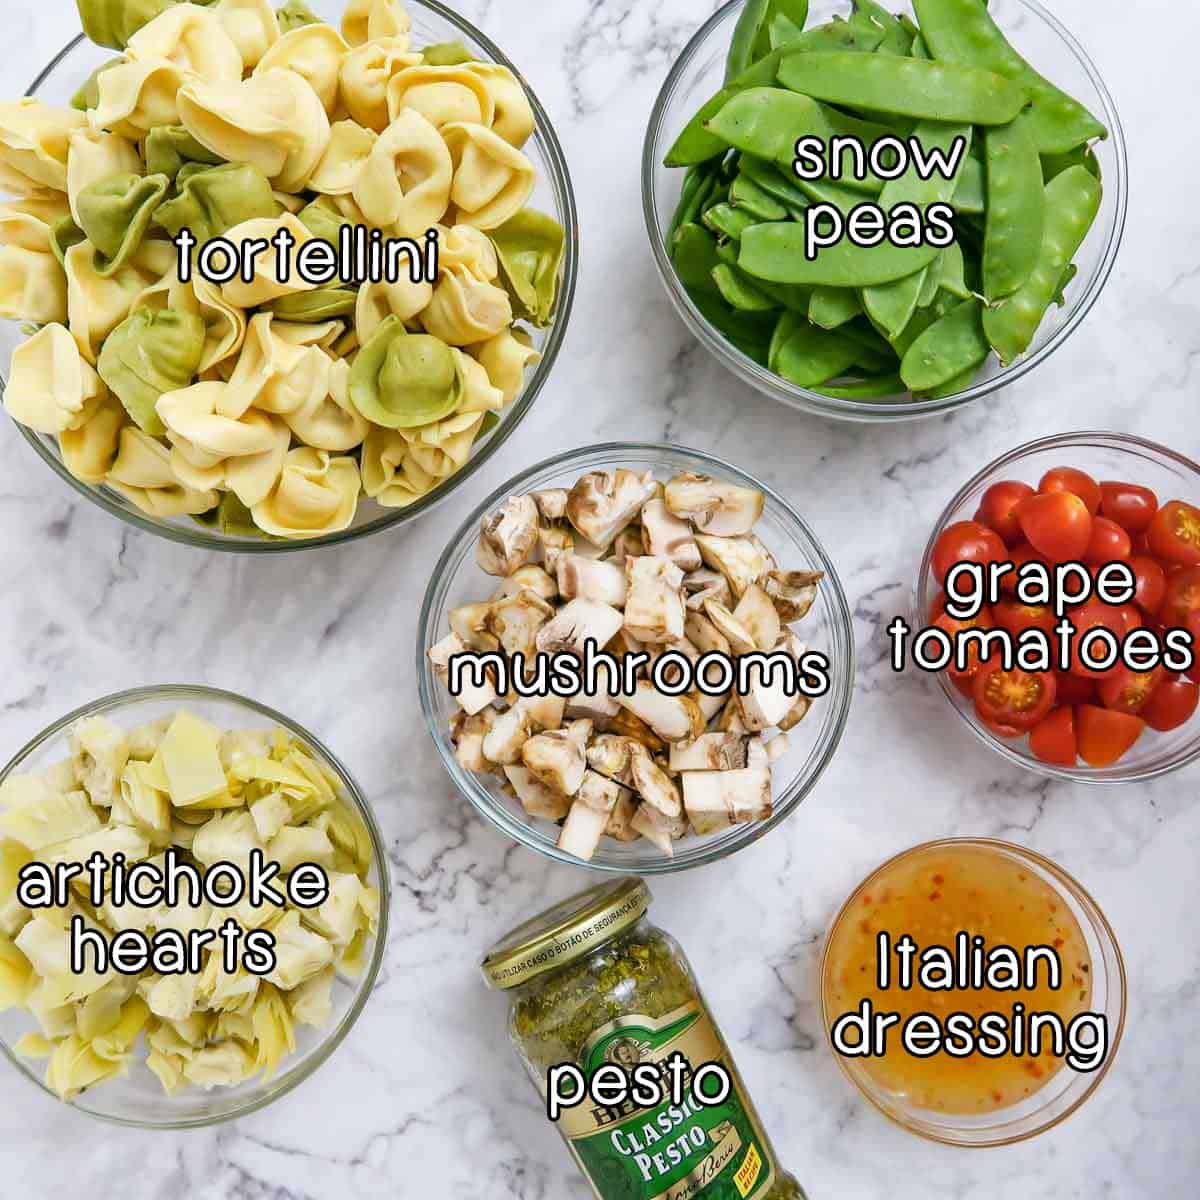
823, 844, 1092, 1115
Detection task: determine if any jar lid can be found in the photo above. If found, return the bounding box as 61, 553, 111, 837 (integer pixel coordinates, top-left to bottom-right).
481, 876, 651, 990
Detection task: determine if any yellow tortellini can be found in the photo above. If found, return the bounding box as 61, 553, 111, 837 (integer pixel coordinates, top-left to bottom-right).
178, 68, 330, 192
1, 711, 379, 1099
0, 0, 564, 537
352, 107, 451, 233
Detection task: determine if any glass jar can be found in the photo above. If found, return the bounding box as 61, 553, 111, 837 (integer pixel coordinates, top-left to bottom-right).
482, 877, 807, 1199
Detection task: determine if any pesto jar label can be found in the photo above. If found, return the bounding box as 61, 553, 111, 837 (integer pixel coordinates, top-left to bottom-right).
557, 1004, 778, 1200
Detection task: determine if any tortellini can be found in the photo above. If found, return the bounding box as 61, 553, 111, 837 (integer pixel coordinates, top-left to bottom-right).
1, 0, 564, 538
178, 68, 330, 192
1, 710, 378, 1099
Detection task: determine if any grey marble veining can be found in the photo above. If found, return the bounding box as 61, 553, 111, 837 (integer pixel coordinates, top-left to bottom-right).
0, 1, 1197, 1196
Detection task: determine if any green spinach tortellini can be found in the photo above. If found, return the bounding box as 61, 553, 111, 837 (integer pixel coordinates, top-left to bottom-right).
75, 171, 169, 274
489, 208, 565, 327
97, 307, 206, 435
153, 161, 280, 245
144, 124, 223, 178
270, 287, 359, 323
277, 1, 322, 34
349, 315, 463, 429
75, 0, 205, 51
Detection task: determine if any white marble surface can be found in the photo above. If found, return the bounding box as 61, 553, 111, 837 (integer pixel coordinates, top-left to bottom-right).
0, 0, 1197, 1196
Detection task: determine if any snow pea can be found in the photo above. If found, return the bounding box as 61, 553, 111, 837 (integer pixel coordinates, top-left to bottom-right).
691, 288, 775, 363
713, 263, 779, 311
900, 297, 989, 390
913, 0, 1106, 154
671, 223, 723, 292
703, 202, 759, 240
952, 155, 985, 214
1041, 145, 1100, 183
665, 18, 883, 166
730, 171, 789, 220
812, 372, 905, 399
727, 0, 773, 81
769, 12, 804, 49
777, 52, 1028, 125
863, 267, 927, 339
838, 321, 897, 371
740, 219, 941, 287
937, 240, 971, 299
669, 161, 722, 239
772, 322, 861, 386
851, 0, 911, 55
739, 156, 812, 210
983, 111, 1044, 301
914, 365, 978, 400
809, 286, 861, 329
983, 164, 1101, 364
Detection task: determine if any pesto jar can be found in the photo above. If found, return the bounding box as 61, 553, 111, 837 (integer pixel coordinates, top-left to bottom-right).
483, 877, 808, 1200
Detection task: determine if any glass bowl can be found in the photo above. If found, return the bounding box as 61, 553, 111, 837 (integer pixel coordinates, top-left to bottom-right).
0, 685, 390, 1128
416, 441, 856, 874
916, 432, 1200, 784
642, 0, 1127, 423
820, 838, 1126, 1147
5, 0, 578, 552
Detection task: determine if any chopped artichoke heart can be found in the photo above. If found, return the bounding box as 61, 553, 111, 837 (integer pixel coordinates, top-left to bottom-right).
159, 711, 230, 808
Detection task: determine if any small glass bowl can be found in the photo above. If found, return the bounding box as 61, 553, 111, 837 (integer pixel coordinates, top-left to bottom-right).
642, 0, 1127, 423
916, 432, 1200, 784
0, 685, 390, 1128
417, 441, 856, 874
820, 838, 1126, 1147
6, 0, 578, 552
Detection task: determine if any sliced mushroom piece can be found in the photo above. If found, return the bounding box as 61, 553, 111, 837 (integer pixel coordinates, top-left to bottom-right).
494, 564, 558, 603
586, 734, 638, 787
605, 788, 640, 842
488, 589, 555, 663
565, 686, 620, 727
449, 601, 498, 652
608, 708, 665, 753
664, 473, 764, 536
630, 802, 686, 855
669, 733, 749, 772
766, 733, 790, 763
565, 469, 657, 550
702, 599, 757, 656
737, 655, 796, 732
619, 680, 704, 744
570, 531, 607, 560
428, 632, 497, 716
538, 524, 574, 574
775, 632, 814, 731
504, 766, 571, 821
524, 695, 567, 733
477, 494, 539, 577
624, 556, 685, 644
682, 766, 772, 826
697, 688, 731, 724
557, 799, 610, 861
696, 534, 769, 600
611, 524, 646, 561
521, 728, 587, 796
733, 584, 782, 652
576, 770, 623, 814
640, 498, 701, 571
685, 610, 731, 658
646, 637, 700, 692
715, 699, 747, 734
531, 488, 569, 522
557, 554, 628, 608
535, 598, 624, 658
746, 739, 770, 769
627, 742, 682, 818
482, 702, 534, 765
682, 567, 732, 612
451, 710, 496, 774
763, 570, 823, 623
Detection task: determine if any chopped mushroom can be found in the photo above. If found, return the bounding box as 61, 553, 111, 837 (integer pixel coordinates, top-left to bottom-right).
664, 473, 764, 536
624, 557, 685, 643
557, 554, 628, 608
428, 632, 497, 715
641, 498, 702, 571
565, 469, 657, 550
536, 598, 624, 657
432, 462, 828, 862
763, 570, 823, 622
477, 494, 539, 576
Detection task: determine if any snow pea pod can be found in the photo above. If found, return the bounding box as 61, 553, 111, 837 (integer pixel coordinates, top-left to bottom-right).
691, 288, 775, 363
900, 297, 989, 390
1041, 145, 1100, 183
769, 12, 804, 49
809, 286, 861, 329
671, 223, 723, 292
983, 164, 1101, 364
739, 155, 812, 210
851, 0, 911, 55
669, 161, 722, 239
665, 18, 883, 167
913, 0, 1106, 154
952, 155, 985, 213
913, 365, 978, 400
730, 171, 789, 220
984, 111, 1044, 301
703, 202, 759, 240
741, 219, 941, 286
727, 0, 772, 80
863, 267, 927, 339
937, 240, 971, 299
812, 372, 905, 399
713, 262, 779, 311
773, 322, 861, 386
777, 52, 1028, 125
